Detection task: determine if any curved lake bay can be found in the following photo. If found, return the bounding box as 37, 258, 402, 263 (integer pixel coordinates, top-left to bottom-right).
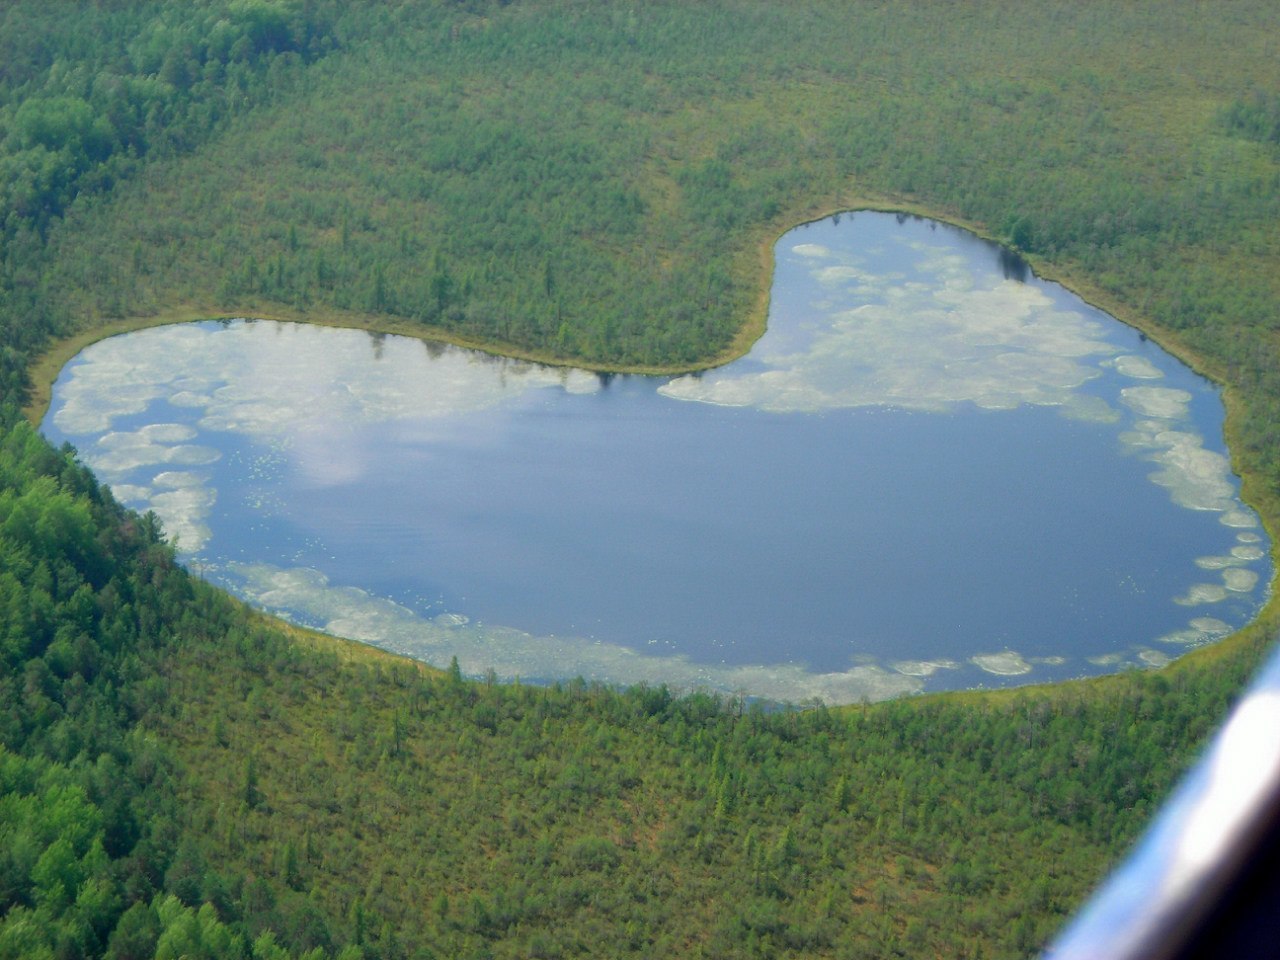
43, 213, 1271, 703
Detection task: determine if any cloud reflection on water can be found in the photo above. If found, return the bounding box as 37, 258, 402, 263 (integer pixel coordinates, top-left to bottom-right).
45, 215, 1270, 703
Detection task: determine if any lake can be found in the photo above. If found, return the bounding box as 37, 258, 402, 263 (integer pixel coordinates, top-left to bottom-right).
41, 212, 1271, 703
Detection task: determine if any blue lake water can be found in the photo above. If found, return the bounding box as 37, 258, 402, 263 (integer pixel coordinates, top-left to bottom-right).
41, 212, 1271, 702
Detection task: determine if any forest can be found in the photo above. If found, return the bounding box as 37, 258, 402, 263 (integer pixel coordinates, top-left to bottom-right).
1, 0, 1278, 957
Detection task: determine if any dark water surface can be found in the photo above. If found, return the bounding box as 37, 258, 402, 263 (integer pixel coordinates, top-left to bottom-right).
42, 213, 1271, 702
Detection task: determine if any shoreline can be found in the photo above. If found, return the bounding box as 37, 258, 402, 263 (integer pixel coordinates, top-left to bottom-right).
25, 198, 1279, 699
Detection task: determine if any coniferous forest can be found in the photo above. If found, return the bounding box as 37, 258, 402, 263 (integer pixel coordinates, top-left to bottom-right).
1, 2, 1278, 958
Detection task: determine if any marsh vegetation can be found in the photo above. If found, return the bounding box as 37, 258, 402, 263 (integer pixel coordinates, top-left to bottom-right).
1, 1, 1278, 958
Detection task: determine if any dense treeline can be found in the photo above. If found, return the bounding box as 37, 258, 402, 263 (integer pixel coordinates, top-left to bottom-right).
0, 407, 384, 957
0, 0, 347, 410
151, 624, 1269, 960
0, 1, 1277, 958
0, 411, 212, 958
0, 0, 338, 242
